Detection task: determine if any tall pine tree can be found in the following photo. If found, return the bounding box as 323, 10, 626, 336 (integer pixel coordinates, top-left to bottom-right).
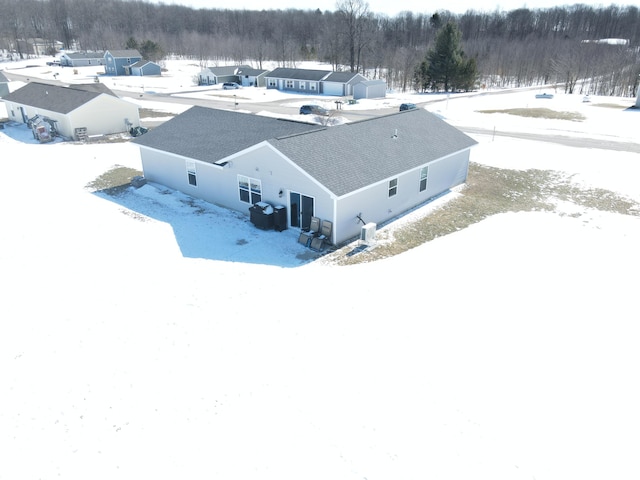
418, 22, 478, 92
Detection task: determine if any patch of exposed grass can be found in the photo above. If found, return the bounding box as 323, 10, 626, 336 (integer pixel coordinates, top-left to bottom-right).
139, 108, 175, 118
477, 107, 585, 121
590, 103, 630, 109
86, 165, 143, 195
324, 162, 640, 265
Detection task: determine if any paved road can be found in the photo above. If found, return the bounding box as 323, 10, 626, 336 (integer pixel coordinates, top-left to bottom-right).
4, 70, 639, 153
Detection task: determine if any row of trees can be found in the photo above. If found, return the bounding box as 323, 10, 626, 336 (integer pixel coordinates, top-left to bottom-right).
1, 0, 639, 96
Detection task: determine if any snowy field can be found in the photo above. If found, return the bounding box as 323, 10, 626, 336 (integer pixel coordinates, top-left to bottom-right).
1, 58, 640, 480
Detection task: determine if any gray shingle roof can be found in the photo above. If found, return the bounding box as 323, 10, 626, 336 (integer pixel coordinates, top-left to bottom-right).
323, 71, 365, 83
132, 106, 323, 163
268, 108, 478, 196
203, 65, 250, 76
265, 67, 331, 81
64, 52, 104, 59
236, 67, 268, 76
3, 82, 117, 114
0, 71, 8, 83
133, 106, 477, 197
106, 50, 141, 58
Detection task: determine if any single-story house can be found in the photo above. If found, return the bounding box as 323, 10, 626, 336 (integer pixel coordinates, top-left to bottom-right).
132, 106, 477, 246
264, 68, 368, 96
0, 71, 9, 98
2, 82, 140, 139
60, 51, 105, 67
17, 38, 64, 56
235, 66, 269, 87
104, 49, 143, 76
353, 79, 387, 99
129, 60, 162, 76
198, 65, 250, 86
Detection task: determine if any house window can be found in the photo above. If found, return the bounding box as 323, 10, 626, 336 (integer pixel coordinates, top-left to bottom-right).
300, 82, 306, 90
187, 160, 197, 186
268, 79, 276, 87
285, 80, 294, 89
419, 166, 429, 192
388, 178, 398, 197
310, 84, 316, 91
238, 175, 262, 204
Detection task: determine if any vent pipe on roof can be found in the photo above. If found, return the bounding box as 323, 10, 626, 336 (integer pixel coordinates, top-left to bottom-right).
392, 128, 398, 139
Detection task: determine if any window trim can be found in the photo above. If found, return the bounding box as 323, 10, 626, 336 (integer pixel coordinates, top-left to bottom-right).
186, 160, 197, 187
388, 178, 398, 197
419, 166, 429, 192
238, 175, 262, 204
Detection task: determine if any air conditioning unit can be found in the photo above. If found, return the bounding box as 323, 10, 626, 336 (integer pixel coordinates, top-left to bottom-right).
360, 222, 377, 244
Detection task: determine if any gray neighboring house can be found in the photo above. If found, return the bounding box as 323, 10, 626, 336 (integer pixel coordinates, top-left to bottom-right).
264, 68, 367, 96
104, 49, 142, 76
236, 66, 269, 87
2, 82, 140, 139
130, 60, 162, 76
60, 52, 105, 67
353, 79, 387, 100
198, 65, 250, 85
133, 106, 477, 246
0, 71, 9, 98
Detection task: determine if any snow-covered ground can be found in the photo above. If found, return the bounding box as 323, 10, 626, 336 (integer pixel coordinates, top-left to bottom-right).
1, 58, 640, 480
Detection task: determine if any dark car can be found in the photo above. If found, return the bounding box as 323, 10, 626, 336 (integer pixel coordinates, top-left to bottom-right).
299, 105, 329, 116
223, 82, 241, 89
399, 103, 417, 111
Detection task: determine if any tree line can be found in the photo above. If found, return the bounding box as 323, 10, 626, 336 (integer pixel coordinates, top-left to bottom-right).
1, 0, 638, 97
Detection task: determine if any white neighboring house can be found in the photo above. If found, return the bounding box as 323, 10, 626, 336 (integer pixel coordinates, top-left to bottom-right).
133, 106, 477, 246
2, 82, 140, 139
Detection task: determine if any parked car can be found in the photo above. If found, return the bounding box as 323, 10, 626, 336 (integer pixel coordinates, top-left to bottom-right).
399, 103, 417, 111
299, 105, 329, 116
223, 82, 241, 89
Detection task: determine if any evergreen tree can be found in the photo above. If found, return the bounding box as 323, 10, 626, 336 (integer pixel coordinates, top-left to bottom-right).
418, 22, 478, 92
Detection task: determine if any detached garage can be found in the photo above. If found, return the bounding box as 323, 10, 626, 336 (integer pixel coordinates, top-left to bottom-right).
354, 80, 387, 100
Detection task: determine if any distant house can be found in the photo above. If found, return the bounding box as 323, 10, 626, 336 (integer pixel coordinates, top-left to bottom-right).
198, 65, 248, 85
17, 38, 64, 56
104, 49, 142, 76
0, 71, 9, 98
264, 67, 367, 96
133, 106, 476, 246
130, 60, 162, 76
322, 71, 368, 96
353, 80, 387, 100
2, 82, 140, 139
236, 66, 269, 87
60, 52, 105, 67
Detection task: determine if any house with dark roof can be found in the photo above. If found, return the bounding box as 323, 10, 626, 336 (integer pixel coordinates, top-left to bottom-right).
198, 65, 268, 86
104, 49, 143, 76
60, 51, 105, 67
2, 82, 140, 139
133, 106, 476, 245
130, 60, 162, 76
264, 68, 368, 96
